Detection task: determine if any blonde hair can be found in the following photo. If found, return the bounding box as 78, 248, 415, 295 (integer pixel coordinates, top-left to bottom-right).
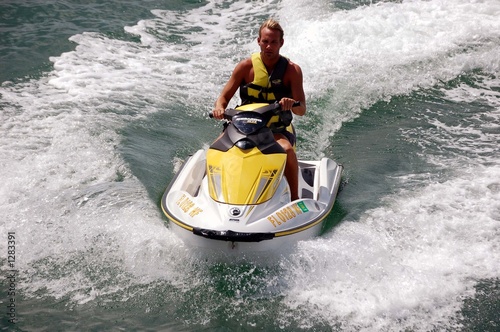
259, 18, 284, 40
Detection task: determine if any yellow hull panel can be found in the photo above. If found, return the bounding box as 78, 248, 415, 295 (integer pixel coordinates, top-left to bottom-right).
207, 146, 286, 205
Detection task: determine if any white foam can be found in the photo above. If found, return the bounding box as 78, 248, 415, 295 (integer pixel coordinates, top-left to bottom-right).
281, 163, 500, 330
0, 0, 284, 304
279, 0, 500, 157
272, 2, 500, 328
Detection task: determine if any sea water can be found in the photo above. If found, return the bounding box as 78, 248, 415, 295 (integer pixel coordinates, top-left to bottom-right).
1, 0, 499, 330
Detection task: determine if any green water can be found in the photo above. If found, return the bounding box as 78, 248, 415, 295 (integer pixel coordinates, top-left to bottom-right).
1, 0, 499, 331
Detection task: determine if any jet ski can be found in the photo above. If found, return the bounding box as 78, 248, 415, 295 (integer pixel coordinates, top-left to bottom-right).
161, 102, 343, 254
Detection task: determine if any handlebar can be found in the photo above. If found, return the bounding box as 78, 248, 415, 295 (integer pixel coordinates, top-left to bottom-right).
208, 101, 300, 119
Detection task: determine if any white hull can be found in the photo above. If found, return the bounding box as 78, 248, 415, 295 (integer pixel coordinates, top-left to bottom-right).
161, 148, 343, 254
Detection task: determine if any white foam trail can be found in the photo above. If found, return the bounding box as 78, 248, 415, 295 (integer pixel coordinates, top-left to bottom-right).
123, 0, 281, 108
281, 162, 500, 330
278, 0, 500, 158
275, 1, 500, 326
0, 0, 281, 304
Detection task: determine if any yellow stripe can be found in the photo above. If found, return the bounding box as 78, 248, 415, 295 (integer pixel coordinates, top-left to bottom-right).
161, 205, 193, 232
274, 210, 331, 237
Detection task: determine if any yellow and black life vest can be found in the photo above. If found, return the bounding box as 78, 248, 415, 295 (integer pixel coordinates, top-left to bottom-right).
239, 53, 292, 105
